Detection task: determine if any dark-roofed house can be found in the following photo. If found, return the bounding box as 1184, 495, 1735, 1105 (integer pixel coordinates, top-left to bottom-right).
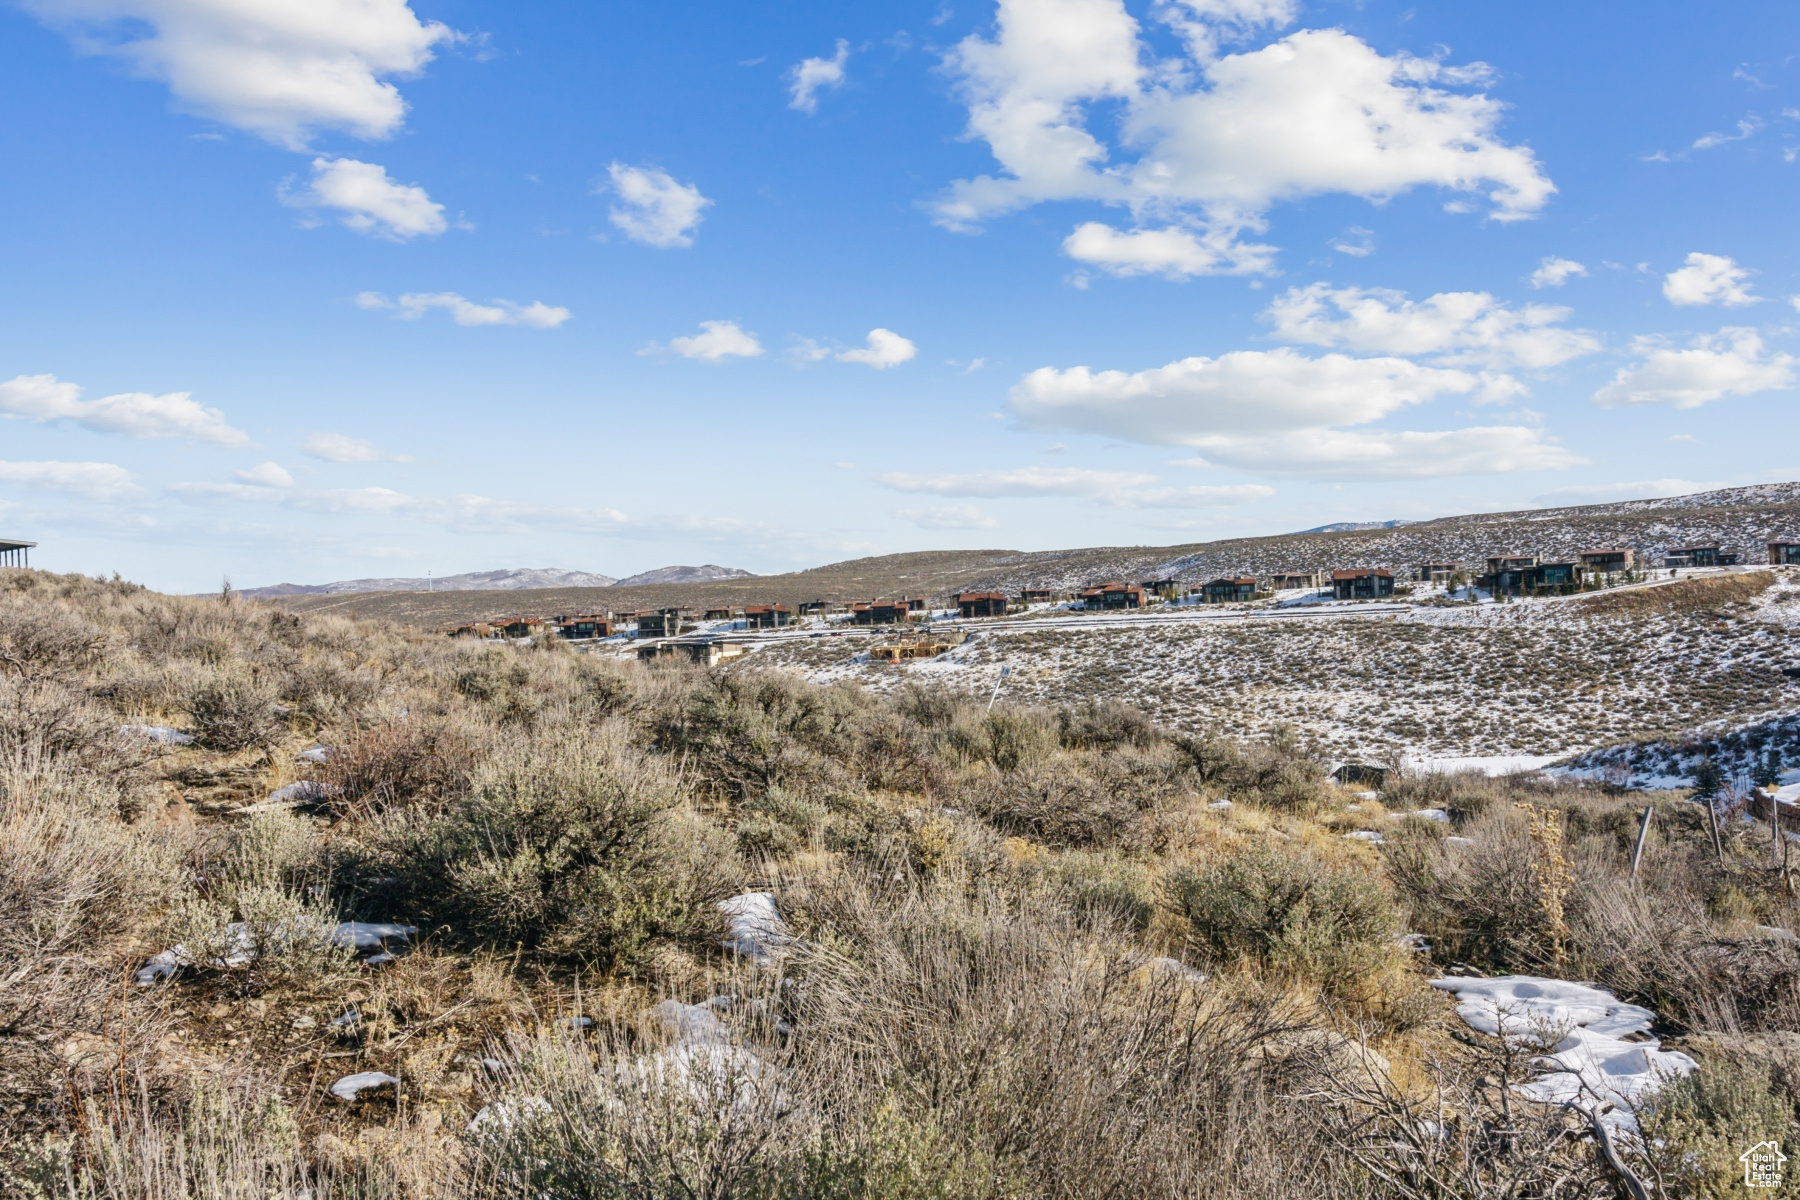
852, 601, 910, 625
636, 608, 688, 637
1481, 554, 1540, 595
0, 538, 33, 568
703, 607, 735, 621
556, 616, 612, 640
1331, 569, 1394, 600
797, 600, 831, 615
500, 618, 550, 638
1019, 587, 1056, 604
957, 591, 1008, 618
1522, 561, 1581, 591
1268, 571, 1324, 591
1665, 546, 1738, 568
1201, 576, 1258, 603
1770, 540, 1800, 566
1140, 578, 1179, 595
1578, 549, 1635, 573
1080, 582, 1146, 610
743, 604, 791, 629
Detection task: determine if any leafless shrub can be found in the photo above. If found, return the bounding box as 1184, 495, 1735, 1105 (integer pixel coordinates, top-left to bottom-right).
186, 671, 281, 753
1300, 1021, 1628, 1199
0, 765, 185, 1109
772, 870, 1316, 1198
321, 714, 489, 816
965, 761, 1142, 848
19, 1068, 346, 1200
0, 675, 134, 776
0, 601, 109, 682
1058, 698, 1161, 750
1176, 726, 1328, 813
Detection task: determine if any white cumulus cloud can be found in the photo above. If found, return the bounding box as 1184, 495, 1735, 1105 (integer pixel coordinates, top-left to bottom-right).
1161, 0, 1301, 60
22, 0, 453, 150
1263, 284, 1601, 369
789, 39, 850, 112
1096, 483, 1274, 507
302, 433, 410, 463
655, 321, 765, 362
1008, 345, 1578, 481
895, 504, 1001, 530
1532, 478, 1722, 507
1530, 257, 1587, 288
935, 1, 1552, 274
356, 291, 571, 328
0, 460, 140, 501
878, 467, 1159, 497
879, 466, 1271, 508
1010, 348, 1507, 445
837, 329, 918, 369
0, 373, 249, 447
605, 164, 711, 248
1662, 252, 1759, 306
170, 479, 631, 534
1062, 221, 1274, 277
1592, 328, 1795, 409
286, 157, 446, 239
233, 461, 294, 488
1173, 426, 1585, 480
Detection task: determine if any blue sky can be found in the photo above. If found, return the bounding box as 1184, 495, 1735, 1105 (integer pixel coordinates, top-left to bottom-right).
2, 0, 1797, 592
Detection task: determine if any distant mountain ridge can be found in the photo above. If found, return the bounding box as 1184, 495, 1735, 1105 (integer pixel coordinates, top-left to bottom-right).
1295, 520, 1416, 534
612, 564, 755, 587
240, 564, 752, 598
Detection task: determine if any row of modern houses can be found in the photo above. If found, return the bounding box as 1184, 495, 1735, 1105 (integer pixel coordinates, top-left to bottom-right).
438, 538, 1800, 641
948, 539, 1800, 614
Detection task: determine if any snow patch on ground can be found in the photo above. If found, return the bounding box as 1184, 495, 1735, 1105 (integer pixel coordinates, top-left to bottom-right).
1403, 754, 1562, 776
330, 1072, 399, 1102
1431, 975, 1696, 1132
121, 724, 192, 744
136, 920, 417, 984
719, 893, 790, 964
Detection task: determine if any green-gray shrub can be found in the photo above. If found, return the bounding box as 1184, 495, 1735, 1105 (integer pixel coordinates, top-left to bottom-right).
347, 726, 734, 969
1164, 845, 1397, 988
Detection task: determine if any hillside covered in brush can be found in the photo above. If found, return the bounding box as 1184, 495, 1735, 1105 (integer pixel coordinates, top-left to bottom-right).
1, 566, 1796, 1198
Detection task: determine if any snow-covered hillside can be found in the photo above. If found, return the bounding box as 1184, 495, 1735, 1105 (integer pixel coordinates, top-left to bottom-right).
756, 569, 1800, 770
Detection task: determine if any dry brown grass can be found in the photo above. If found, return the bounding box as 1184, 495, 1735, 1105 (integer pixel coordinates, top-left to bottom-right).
1578, 569, 1773, 616
0, 567, 1793, 1199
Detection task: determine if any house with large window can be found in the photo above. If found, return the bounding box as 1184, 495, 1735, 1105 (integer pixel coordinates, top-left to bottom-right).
1330, 569, 1394, 600
1201, 576, 1259, 603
